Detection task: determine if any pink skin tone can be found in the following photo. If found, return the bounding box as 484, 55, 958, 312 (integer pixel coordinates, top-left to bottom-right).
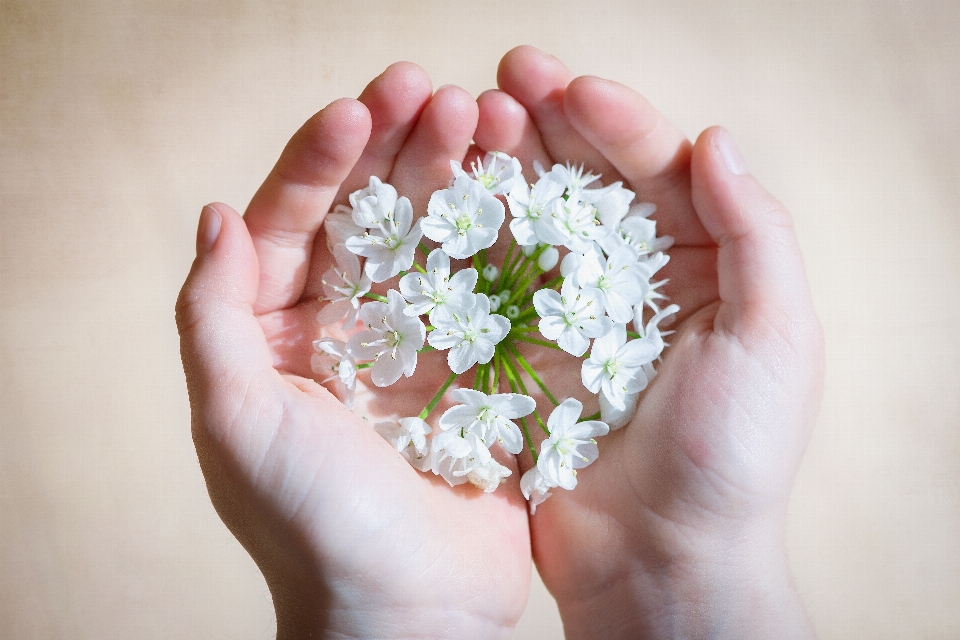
177, 47, 822, 639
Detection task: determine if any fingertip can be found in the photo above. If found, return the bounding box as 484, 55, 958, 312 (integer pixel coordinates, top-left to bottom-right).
360, 62, 432, 122
565, 76, 654, 146
691, 126, 786, 246
691, 127, 808, 313
497, 45, 572, 98
475, 90, 527, 149
431, 84, 479, 134
178, 202, 259, 336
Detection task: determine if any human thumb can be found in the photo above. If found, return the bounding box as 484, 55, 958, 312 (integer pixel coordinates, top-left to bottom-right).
175, 204, 277, 439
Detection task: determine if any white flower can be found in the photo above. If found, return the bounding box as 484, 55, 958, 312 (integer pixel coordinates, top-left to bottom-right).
552, 198, 609, 252
346, 290, 425, 387
574, 246, 649, 323
537, 398, 609, 490
345, 184, 422, 282
466, 459, 513, 493
428, 294, 510, 374
323, 205, 364, 250
534, 277, 612, 357
599, 205, 674, 257
542, 162, 601, 199
452, 152, 522, 196
584, 181, 635, 227
349, 176, 397, 227
581, 324, 658, 412
506, 177, 566, 246
310, 338, 357, 410
422, 174, 505, 259
599, 390, 638, 431
374, 417, 431, 466
438, 388, 536, 454
633, 303, 680, 347
429, 429, 492, 487
316, 245, 372, 328
520, 467, 556, 514
398, 249, 477, 322
537, 246, 560, 271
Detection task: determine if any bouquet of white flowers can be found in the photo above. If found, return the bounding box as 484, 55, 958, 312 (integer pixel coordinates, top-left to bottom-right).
311, 152, 678, 512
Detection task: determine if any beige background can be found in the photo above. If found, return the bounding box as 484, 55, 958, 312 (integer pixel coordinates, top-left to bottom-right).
2, 1, 959, 637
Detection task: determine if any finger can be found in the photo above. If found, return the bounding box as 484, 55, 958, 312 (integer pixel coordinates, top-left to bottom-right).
563, 76, 712, 246
387, 84, 479, 213
475, 89, 551, 182
244, 99, 372, 315
336, 62, 434, 201
176, 204, 279, 444
654, 246, 719, 324
690, 127, 815, 329
496, 46, 618, 178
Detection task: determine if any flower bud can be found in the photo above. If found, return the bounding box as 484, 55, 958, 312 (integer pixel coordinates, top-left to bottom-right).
489, 295, 502, 312
482, 264, 499, 282
537, 246, 559, 271
505, 305, 520, 319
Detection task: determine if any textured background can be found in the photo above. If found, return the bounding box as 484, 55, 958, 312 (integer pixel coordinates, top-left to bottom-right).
2, 1, 959, 638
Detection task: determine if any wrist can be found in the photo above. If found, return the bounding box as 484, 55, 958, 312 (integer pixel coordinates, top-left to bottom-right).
270, 573, 518, 640
553, 514, 815, 640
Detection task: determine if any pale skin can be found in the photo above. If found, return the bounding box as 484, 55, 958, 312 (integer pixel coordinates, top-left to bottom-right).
176, 46, 823, 639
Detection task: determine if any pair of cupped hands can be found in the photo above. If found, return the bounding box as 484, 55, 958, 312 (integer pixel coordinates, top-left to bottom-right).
176, 46, 823, 639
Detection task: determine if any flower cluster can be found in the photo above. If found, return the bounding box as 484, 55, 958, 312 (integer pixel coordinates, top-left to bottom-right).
311, 152, 678, 512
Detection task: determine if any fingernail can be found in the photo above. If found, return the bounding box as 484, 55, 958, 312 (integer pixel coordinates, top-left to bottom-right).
716, 128, 748, 176
196, 205, 222, 255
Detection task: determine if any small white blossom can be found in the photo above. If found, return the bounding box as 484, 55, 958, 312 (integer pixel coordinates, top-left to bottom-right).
316, 245, 372, 328
542, 162, 601, 199
452, 152, 522, 196
429, 429, 492, 487
600, 390, 639, 431
428, 294, 510, 374
581, 324, 658, 412
374, 417, 431, 466
552, 198, 609, 253
345, 181, 422, 282
346, 290, 425, 387
537, 398, 609, 490
520, 467, 556, 514
323, 205, 364, 250
398, 249, 477, 322
506, 177, 566, 246
438, 389, 536, 454
537, 246, 560, 271
466, 459, 513, 493
310, 338, 357, 410
584, 181, 635, 227
422, 175, 505, 259
599, 205, 674, 257
575, 247, 649, 323
534, 277, 612, 357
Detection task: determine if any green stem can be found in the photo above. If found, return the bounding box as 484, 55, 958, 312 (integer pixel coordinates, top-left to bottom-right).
474, 363, 488, 391
355, 362, 374, 370
362, 292, 389, 303
418, 242, 432, 256
502, 352, 551, 435
511, 334, 563, 351
627, 330, 642, 340
491, 351, 501, 395
500, 355, 538, 461
505, 341, 560, 406
418, 371, 458, 420
509, 325, 539, 333
581, 412, 601, 422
